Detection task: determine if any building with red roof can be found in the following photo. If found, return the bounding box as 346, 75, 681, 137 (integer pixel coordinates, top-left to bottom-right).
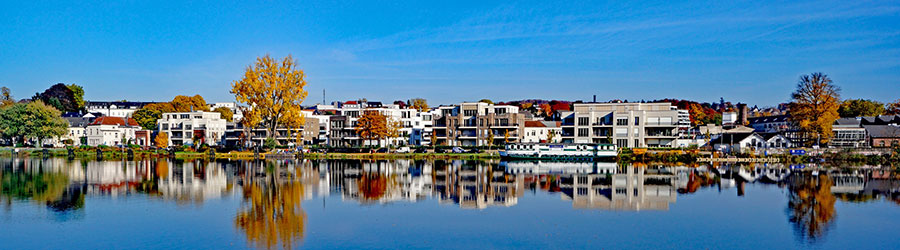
86, 116, 143, 146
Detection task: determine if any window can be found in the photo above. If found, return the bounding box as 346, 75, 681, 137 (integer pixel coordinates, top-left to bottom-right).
494, 108, 506, 114
578, 117, 589, 126
615, 128, 627, 137
578, 128, 588, 137
464, 110, 477, 116
180, 114, 189, 119
634, 117, 640, 126
634, 139, 640, 147
616, 118, 628, 126
617, 139, 628, 148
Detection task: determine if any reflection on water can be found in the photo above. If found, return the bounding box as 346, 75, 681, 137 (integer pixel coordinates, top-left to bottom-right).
2, 157, 899, 248
234, 161, 306, 249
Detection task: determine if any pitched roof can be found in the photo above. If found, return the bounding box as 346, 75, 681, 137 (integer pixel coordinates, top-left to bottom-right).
88, 116, 138, 127
524, 121, 546, 127
758, 132, 789, 141
748, 115, 789, 124
834, 118, 862, 126
708, 132, 761, 145
65, 117, 95, 127
865, 125, 900, 138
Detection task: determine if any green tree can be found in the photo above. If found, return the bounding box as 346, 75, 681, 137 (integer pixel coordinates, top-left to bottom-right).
25, 101, 68, 147
788, 73, 841, 146
479, 99, 494, 105
133, 108, 163, 130
214, 107, 234, 122
66, 84, 85, 111
838, 99, 884, 117
0, 101, 67, 147
0, 103, 28, 144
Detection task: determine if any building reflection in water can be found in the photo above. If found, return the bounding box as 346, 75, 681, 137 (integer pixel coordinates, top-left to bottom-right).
3, 157, 900, 247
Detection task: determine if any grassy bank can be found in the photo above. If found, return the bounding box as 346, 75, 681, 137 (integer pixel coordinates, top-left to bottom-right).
301, 152, 500, 160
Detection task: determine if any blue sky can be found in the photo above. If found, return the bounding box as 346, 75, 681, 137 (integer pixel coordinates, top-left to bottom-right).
1, 0, 898, 106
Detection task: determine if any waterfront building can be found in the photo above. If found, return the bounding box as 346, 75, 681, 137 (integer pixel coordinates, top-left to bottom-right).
432, 102, 525, 146
157, 112, 227, 146
61, 116, 95, 146
560, 102, 682, 148
708, 132, 766, 153
748, 115, 802, 145
85, 116, 141, 146
864, 125, 900, 148
831, 118, 868, 148
521, 121, 561, 143
86, 101, 156, 117
327, 101, 434, 147
208, 102, 244, 122
223, 116, 321, 147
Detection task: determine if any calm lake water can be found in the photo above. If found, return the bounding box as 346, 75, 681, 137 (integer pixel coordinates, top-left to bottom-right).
1, 157, 898, 249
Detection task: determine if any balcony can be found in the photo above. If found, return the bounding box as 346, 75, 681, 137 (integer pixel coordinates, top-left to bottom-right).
644, 122, 676, 127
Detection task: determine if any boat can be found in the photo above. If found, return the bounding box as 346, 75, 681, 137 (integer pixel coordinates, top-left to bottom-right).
500, 161, 617, 174
500, 143, 617, 161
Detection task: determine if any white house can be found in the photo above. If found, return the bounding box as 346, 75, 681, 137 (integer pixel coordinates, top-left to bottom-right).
61, 116, 95, 146
522, 121, 561, 143
85, 117, 142, 146
709, 132, 766, 153
158, 111, 227, 146
761, 133, 793, 148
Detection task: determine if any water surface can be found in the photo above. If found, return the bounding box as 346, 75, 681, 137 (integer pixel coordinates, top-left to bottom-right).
1, 157, 898, 249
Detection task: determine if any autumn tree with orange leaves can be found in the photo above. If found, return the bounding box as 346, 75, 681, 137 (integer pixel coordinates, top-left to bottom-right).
788, 72, 841, 146
231, 55, 307, 145
355, 110, 400, 148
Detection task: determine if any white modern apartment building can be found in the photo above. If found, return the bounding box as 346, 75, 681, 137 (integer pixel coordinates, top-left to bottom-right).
560, 102, 683, 148
158, 112, 227, 146
328, 101, 434, 147
208, 102, 244, 122
85, 116, 142, 146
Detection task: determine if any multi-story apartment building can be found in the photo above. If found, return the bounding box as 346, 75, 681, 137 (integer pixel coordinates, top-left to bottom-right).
327, 101, 433, 147
158, 112, 227, 146
223, 116, 321, 148
560, 102, 682, 148
432, 102, 525, 146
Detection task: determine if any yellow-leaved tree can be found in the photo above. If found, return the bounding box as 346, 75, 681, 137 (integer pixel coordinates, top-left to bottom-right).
788, 72, 840, 146
231, 55, 307, 145
155, 132, 169, 149
409, 98, 429, 112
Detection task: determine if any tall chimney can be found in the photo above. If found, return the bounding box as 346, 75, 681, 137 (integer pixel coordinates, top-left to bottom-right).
593, 95, 596, 103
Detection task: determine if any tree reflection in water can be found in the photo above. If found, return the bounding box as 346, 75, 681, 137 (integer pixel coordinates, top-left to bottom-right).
0, 162, 83, 213
787, 174, 836, 243
358, 172, 397, 202
234, 162, 307, 250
